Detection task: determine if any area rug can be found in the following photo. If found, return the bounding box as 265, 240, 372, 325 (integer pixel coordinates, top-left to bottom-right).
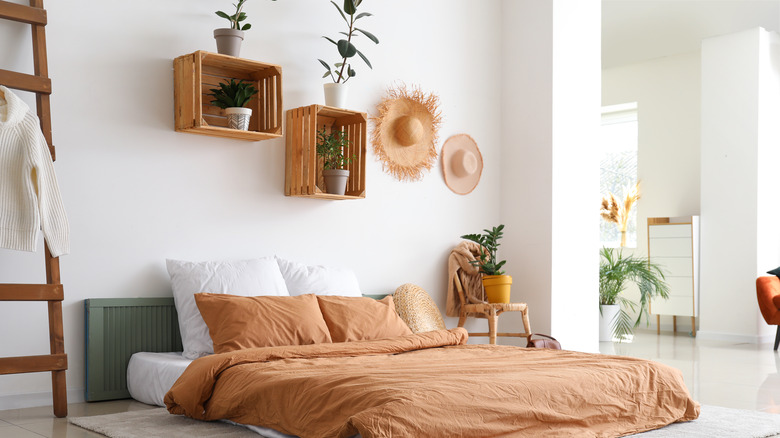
69, 405, 780, 438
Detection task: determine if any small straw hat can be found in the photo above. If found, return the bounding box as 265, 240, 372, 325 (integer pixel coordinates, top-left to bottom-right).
441, 134, 483, 195
371, 84, 442, 181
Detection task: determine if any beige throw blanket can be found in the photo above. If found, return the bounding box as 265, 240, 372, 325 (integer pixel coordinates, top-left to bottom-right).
165, 328, 699, 437
446, 241, 486, 317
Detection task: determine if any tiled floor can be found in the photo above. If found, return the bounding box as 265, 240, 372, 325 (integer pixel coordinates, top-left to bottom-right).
0, 330, 778, 437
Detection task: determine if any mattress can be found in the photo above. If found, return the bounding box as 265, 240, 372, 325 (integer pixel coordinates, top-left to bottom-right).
126, 352, 300, 438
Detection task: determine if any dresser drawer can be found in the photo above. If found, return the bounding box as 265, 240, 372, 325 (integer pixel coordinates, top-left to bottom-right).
649, 224, 691, 239
649, 237, 692, 257
651, 257, 693, 277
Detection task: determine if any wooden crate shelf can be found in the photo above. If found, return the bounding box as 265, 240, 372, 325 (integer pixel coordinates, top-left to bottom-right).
173, 51, 283, 141
285, 105, 367, 200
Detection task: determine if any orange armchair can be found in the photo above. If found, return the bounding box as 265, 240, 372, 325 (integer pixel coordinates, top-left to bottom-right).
757, 276, 780, 350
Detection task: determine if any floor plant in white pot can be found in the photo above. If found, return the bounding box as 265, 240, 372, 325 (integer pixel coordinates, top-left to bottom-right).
318, 0, 379, 108
209, 79, 258, 131
599, 247, 670, 342
316, 127, 355, 195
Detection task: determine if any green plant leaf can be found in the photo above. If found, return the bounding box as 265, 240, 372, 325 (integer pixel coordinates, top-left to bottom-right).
343, 0, 357, 15
215, 11, 231, 20
322, 36, 338, 46
241, 23, 251, 30
355, 49, 372, 69
337, 39, 357, 58
354, 28, 379, 44
318, 59, 332, 72
355, 12, 372, 19
322, 72, 331, 79
348, 66, 356, 77
330, 1, 349, 25
237, 12, 247, 21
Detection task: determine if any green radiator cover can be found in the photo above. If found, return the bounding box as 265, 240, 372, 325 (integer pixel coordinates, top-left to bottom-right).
84, 298, 182, 402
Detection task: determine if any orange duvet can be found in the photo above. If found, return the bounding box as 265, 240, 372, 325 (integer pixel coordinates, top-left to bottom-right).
165, 328, 699, 437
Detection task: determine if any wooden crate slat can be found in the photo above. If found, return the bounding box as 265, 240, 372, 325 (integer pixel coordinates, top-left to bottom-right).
0, 283, 63, 301
174, 51, 282, 142
285, 104, 366, 200
0, 354, 67, 375
0, 0, 46, 25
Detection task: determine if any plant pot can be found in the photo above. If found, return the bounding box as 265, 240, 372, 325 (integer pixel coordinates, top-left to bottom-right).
225, 107, 252, 131
214, 28, 244, 57
322, 169, 349, 195
324, 83, 348, 108
599, 304, 620, 342
482, 275, 512, 304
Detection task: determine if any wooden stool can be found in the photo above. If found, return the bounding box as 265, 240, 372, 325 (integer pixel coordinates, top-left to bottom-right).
453, 275, 532, 345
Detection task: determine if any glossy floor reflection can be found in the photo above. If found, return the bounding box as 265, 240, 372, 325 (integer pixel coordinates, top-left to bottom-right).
601, 330, 780, 413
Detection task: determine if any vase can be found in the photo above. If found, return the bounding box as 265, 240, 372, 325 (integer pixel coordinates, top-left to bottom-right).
482, 275, 512, 303
225, 107, 252, 131
599, 304, 620, 341
214, 29, 244, 57
323, 83, 348, 108
322, 169, 350, 195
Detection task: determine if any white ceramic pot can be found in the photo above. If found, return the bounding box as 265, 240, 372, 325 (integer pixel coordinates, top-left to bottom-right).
599, 304, 620, 342
322, 169, 350, 195
225, 107, 252, 131
214, 28, 244, 57
323, 83, 349, 108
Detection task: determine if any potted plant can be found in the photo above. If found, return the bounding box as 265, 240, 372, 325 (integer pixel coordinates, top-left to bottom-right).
599, 247, 670, 342
214, 0, 277, 57
316, 127, 355, 195
318, 0, 379, 108
209, 79, 259, 131
460, 225, 511, 304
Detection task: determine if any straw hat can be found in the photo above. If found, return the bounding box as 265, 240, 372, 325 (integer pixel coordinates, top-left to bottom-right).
441, 134, 483, 195
393, 283, 446, 333
371, 84, 442, 181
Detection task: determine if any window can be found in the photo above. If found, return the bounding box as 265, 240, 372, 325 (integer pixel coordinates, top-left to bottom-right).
600, 103, 638, 248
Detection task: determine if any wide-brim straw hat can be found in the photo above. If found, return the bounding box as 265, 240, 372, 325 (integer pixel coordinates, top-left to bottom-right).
371, 84, 442, 182
441, 134, 483, 195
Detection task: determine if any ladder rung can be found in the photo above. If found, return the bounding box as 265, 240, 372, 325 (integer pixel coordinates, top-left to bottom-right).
0, 284, 63, 301
0, 69, 51, 94
0, 1, 47, 25
0, 354, 67, 375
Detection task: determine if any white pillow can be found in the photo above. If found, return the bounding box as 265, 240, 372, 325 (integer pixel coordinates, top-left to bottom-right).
166, 258, 289, 359
276, 257, 361, 297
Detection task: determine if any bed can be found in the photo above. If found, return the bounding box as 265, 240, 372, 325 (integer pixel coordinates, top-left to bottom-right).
116, 257, 698, 437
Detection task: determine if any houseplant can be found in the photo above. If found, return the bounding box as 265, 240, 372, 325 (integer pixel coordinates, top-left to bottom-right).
599, 247, 669, 342
460, 224, 511, 303
214, 0, 277, 57
316, 127, 355, 195
209, 79, 259, 131
318, 0, 379, 108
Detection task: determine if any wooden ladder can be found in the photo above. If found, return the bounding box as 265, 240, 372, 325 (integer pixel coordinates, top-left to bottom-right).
0, 0, 67, 418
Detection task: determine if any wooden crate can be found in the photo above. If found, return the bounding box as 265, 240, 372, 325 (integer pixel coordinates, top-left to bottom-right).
173, 51, 282, 141
285, 105, 367, 200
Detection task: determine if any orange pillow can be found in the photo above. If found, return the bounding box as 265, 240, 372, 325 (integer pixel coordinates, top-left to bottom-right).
317, 295, 412, 342
194, 293, 332, 353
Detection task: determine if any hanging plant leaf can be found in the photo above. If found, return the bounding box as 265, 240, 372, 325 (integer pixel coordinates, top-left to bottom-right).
330, 1, 349, 24
343, 0, 357, 15
355, 12, 372, 19
355, 28, 379, 44
337, 39, 357, 58
356, 49, 372, 69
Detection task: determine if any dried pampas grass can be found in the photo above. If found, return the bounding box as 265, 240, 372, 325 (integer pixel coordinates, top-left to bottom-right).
600, 182, 641, 246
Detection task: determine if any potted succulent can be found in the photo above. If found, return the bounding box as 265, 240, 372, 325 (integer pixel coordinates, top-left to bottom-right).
460, 225, 511, 304
214, 0, 277, 57
318, 0, 379, 108
209, 79, 259, 131
599, 247, 670, 342
316, 127, 355, 195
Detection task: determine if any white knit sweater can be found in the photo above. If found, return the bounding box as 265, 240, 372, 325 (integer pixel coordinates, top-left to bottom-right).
0, 85, 69, 257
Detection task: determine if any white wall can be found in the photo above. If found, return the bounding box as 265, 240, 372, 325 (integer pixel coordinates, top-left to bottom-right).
0, 0, 505, 407
501, 0, 601, 353
602, 51, 701, 332
699, 27, 780, 343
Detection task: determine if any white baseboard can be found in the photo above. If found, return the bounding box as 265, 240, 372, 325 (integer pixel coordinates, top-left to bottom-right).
696, 330, 775, 344
0, 388, 84, 411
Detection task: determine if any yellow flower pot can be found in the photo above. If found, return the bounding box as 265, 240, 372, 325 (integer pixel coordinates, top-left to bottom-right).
482, 275, 512, 303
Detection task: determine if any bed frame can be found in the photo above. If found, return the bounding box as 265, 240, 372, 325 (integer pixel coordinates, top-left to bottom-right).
84, 294, 388, 402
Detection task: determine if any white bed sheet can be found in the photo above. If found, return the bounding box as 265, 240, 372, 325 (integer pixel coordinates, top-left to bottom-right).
126, 351, 299, 438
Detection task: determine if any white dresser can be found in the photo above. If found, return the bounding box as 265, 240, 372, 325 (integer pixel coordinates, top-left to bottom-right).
647, 216, 700, 336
